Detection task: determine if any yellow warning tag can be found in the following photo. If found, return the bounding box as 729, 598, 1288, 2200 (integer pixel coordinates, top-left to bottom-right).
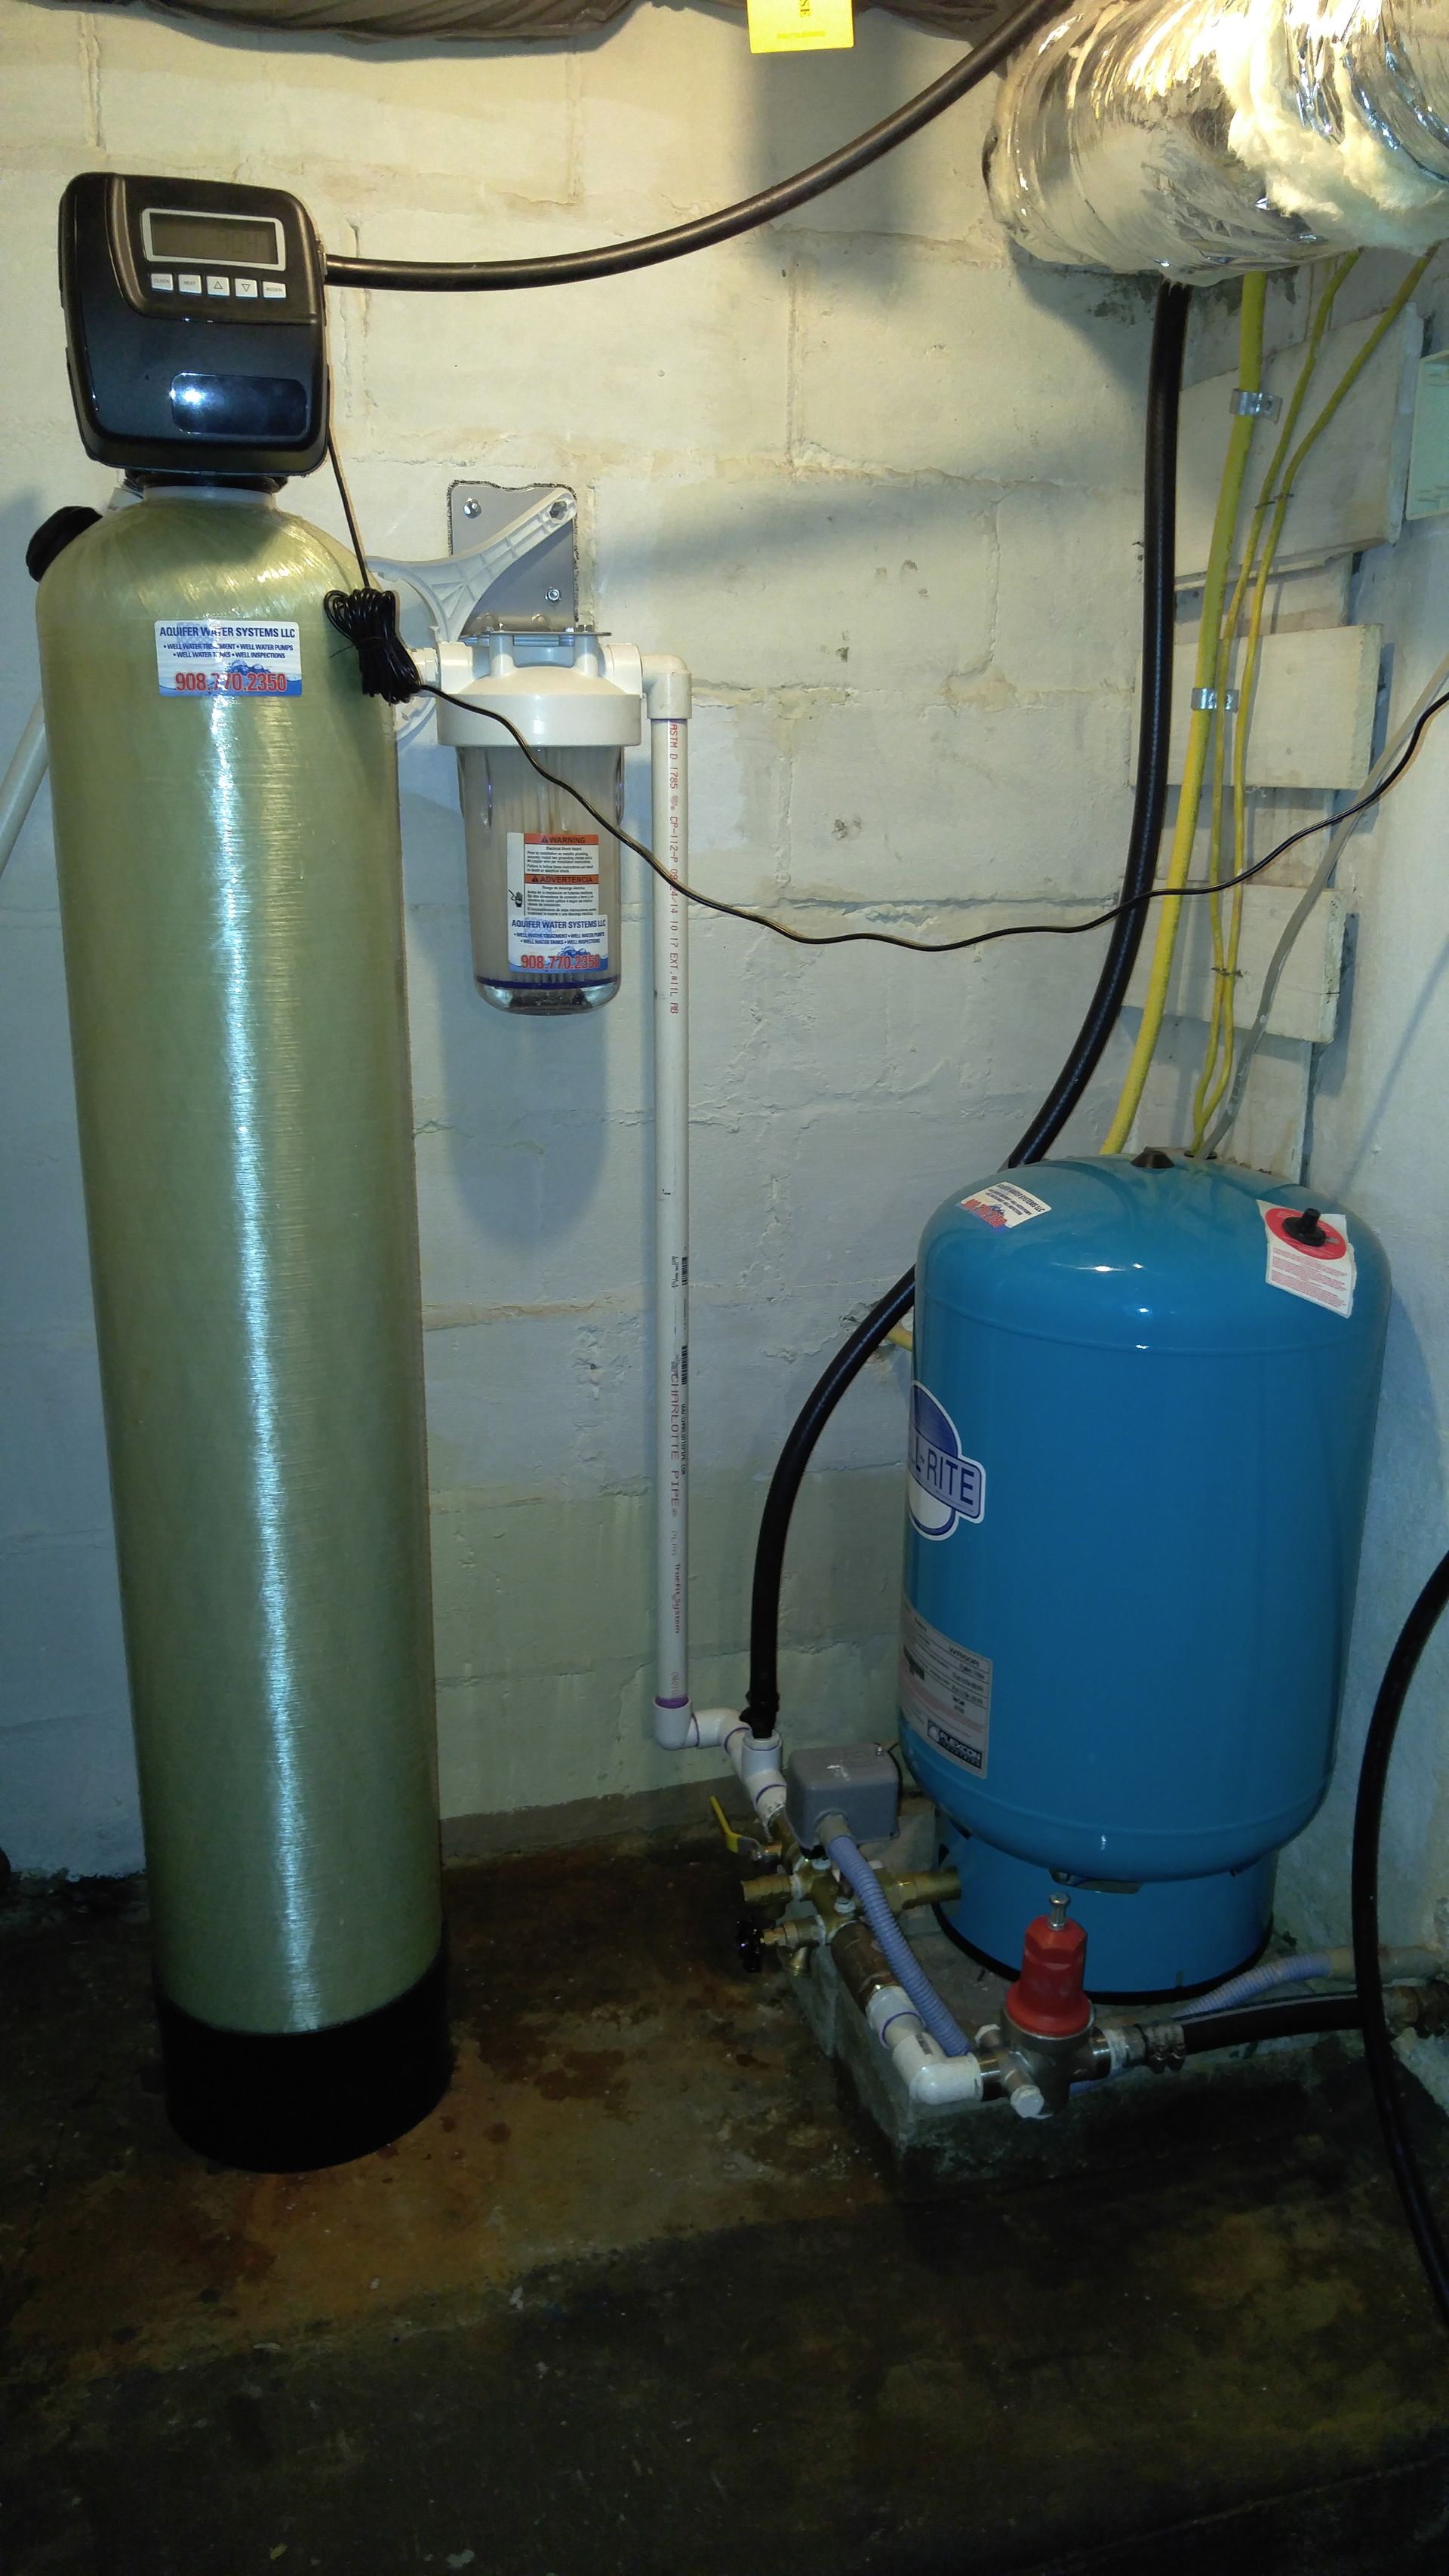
746, 0, 854, 53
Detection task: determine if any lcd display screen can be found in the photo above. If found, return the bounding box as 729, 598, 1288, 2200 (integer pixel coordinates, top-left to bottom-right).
145, 210, 283, 266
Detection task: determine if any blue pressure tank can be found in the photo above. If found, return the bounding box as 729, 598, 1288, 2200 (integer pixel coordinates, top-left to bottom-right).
899, 1155, 1389, 1997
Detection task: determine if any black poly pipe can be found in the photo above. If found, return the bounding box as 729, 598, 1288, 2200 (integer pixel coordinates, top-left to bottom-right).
1177, 1994, 1364, 2053
1351, 1549, 1449, 2328
324, 0, 1061, 294
740, 282, 1191, 1740
1005, 282, 1189, 1162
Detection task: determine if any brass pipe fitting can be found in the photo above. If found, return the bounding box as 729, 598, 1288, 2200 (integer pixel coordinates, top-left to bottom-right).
881, 1867, 961, 1916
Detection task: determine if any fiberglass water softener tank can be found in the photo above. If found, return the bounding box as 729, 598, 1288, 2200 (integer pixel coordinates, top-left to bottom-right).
35, 489, 448, 2168
899, 1154, 1389, 1997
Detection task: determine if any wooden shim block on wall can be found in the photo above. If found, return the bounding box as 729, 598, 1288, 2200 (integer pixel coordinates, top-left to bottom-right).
1177, 309, 1422, 586
1124, 885, 1346, 1043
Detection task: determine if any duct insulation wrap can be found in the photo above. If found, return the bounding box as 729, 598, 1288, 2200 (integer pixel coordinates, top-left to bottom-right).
35, 492, 448, 2171
985, 0, 1449, 277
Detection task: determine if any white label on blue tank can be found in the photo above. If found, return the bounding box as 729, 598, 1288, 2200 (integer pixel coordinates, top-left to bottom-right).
959, 1180, 1049, 1230
900, 1600, 991, 1779
1259, 1202, 1355, 1316
908, 1381, 984, 1539
155, 620, 303, 698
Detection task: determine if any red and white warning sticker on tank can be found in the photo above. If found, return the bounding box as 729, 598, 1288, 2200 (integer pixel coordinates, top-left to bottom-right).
959, 1180, 1050, 1230
1259, 1202, 1356, 1317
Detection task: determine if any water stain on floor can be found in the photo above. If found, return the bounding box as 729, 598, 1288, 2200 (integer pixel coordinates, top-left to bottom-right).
3, 1828, 1449, 2574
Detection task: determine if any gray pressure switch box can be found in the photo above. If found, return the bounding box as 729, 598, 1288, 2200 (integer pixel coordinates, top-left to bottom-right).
785, 1743, 900, 1850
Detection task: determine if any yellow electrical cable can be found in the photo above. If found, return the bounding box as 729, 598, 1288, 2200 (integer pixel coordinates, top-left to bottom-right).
1101, 272, 1269, 1157
1189, 247, 1436, 1148
1186, 254, 1359, 1150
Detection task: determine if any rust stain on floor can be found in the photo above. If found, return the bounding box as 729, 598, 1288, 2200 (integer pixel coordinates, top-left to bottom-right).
7, 1831, 1449, 2574
2, 1834, 885, 2386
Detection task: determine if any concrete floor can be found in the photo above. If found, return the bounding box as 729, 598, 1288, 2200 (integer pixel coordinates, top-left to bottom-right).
4, 1824, 1449, 2575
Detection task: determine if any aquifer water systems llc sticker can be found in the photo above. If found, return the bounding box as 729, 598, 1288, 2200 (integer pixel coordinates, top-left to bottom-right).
908, 1381, 984, 1540
155, 620, 302, 697
1259, 1202, 1356, 1318
506, 832, 608, 975
959, 1180, 1050, 1230
900, 1599, 992, 1780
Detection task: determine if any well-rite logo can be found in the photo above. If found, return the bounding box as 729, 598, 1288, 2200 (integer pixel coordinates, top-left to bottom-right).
907, 1382, 984, 1540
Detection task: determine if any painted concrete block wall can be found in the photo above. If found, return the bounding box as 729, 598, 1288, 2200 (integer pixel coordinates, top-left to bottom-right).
1128, 259, 1449, 1956
0, 1, 1155, 1873
1269, 254, 1449, 1955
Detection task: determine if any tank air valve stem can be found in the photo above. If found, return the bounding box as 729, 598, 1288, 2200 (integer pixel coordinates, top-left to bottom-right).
1282, 1207, 1329, 1247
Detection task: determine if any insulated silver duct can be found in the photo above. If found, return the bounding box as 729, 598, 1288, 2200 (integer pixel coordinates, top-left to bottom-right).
985, 0, 1449, 276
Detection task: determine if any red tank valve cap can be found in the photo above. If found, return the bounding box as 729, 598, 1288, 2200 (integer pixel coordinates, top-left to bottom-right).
1005, 1892, 1092, 2039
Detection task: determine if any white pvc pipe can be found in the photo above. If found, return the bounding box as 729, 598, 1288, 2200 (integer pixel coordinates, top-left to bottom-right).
866, 1987, 987, 2107
643, 657, 695, 1751
0, 701, 48, 882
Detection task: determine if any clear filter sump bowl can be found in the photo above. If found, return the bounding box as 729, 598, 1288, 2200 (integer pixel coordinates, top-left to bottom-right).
461, 742, 623, 1014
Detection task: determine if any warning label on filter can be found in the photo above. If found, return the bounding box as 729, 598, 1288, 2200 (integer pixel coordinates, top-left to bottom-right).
1259, 1202, 1355, 1318
155, 620, 302, 697
507, 831, 608, 974
960, 1180, 1050, 1231
899, 1599, 992, 1780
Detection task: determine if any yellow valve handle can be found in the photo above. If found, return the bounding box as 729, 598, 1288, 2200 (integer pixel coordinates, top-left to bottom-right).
710, 1796, 750, 1856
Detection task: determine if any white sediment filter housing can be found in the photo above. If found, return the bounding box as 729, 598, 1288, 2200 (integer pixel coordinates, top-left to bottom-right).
433, 628, 644, 1014
985, 0, 1449, 276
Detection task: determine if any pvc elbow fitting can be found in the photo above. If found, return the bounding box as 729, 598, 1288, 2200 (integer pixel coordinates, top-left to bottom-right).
867, 1987, 985, 2107
652, 1696, 696, 1751
910, 2051, 987, 2108
641, 654, 692, 720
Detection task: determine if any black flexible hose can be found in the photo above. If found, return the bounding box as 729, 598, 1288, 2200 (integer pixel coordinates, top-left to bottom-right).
323, 0, 1060, 294
1177, 1994, 1364, 2053
739, 282, 1189, 1739
1351, 1549, 1449, 2328
1006, 282, 1189, 1162
741, 1264, 915, 1736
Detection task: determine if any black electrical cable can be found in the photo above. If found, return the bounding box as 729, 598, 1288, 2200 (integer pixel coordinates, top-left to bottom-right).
1351, 1550, 1449, 2329
319, 430, 1449, 1823
322, 431, 1449, 965
408, 685, 1448, 957
322, 0, 1060, 295
737, 281, 1190, 1738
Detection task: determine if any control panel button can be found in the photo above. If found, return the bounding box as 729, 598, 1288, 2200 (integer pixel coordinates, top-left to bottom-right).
205, 274, 230, 297
234, 275, 259, 300
177, 271, 203, 294
261, 279, 286, 301
149, 271, 174, 292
